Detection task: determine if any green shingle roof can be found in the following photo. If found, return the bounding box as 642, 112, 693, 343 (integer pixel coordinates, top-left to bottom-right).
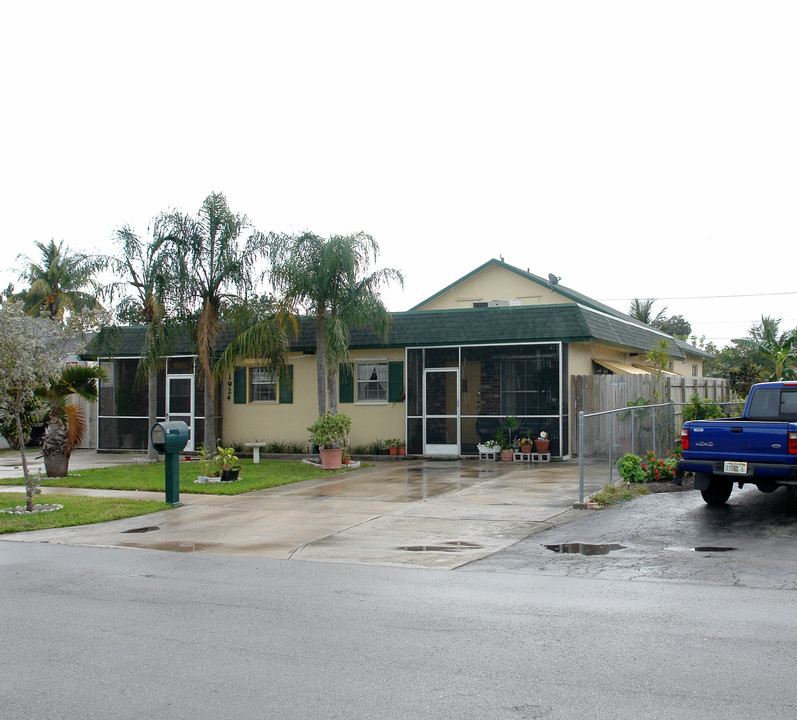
85, 303, 688, 360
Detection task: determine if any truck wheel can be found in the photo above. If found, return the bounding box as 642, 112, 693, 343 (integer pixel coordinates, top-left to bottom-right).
701, 478, 733, 506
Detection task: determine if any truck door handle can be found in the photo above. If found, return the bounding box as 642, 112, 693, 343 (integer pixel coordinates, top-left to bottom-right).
731, 427, 743, 433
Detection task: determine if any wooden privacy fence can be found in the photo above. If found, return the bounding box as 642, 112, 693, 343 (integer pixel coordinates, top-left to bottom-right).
570, 374, 731, 459
571, 374, 731, 417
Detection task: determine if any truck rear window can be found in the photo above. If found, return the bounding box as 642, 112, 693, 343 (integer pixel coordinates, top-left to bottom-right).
748, 388, 797, 420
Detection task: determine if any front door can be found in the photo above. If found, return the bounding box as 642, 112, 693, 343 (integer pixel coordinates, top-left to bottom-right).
424, 368, 459, 454
166, 375, 194, 451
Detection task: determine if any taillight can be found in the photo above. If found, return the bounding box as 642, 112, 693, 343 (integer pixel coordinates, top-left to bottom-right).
681, 427, 690, 451
789, 431, 797, 454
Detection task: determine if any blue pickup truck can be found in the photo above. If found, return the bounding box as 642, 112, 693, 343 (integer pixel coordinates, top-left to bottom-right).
679, 382, 797, 505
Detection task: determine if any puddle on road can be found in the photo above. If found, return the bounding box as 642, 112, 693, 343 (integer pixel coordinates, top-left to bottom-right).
692, 546, 737, 553
398, 540, 485, 553
122, 526, 160, 533
119, 541, 216, 553
545, 542, 626, 556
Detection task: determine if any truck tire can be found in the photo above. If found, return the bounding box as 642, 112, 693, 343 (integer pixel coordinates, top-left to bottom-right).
701, 477, 733, 506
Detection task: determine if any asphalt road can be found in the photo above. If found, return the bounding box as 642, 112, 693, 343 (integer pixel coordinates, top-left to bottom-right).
3, 485, 797, 720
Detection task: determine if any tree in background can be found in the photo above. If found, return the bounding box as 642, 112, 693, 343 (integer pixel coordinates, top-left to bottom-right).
103, 218, 178, 461
15, 239, 104, 320
629, 298, 668, 328
735, 316, 797, 382
270, 232, 403, 415
658, 314, 691, 339
166, 193, 270, 452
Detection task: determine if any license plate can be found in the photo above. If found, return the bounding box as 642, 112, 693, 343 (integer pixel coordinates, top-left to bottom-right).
724, 461, 748, 474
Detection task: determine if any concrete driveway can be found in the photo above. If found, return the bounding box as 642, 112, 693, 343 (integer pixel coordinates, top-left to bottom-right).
0, 451, 591, 568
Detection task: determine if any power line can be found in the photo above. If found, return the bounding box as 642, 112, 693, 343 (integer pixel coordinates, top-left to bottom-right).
599, 291, 797, 301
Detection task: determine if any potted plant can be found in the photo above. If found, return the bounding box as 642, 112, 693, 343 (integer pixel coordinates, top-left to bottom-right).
214, 446, 241, 481
534, 431, 550, 453
396, 439, 406, 456
387, 439, 399, 456
519, 437, 532, 453
493, 428, 513, 462
307, 411, 353, 470
342, 448, 351, 466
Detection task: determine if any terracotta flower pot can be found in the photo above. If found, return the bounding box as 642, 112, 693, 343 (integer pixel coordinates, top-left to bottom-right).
500, 449, 514, 462
398, 446, 406, 455
319, 447, 344, 470
534, 440, 550, 453
520, 444, 532, 453
389, 446, 398, 456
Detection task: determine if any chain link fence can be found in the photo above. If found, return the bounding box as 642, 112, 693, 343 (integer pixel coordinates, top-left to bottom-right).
576, 400, 744, 503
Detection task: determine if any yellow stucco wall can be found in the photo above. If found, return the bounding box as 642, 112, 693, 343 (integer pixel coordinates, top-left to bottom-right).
221, 349, 407, 448
417, 264, 574, 311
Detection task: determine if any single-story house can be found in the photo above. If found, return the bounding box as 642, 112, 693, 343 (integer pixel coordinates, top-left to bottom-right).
87, 259, 711, 458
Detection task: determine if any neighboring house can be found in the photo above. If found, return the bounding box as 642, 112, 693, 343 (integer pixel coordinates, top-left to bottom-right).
85, 259, 712, 458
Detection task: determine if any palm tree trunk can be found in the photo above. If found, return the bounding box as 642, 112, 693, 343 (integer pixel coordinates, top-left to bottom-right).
327, 367, 338, 415
316, 320, 327, 415
147, 366, 159, 462
203, 373, 216, 453
42, 416, 70, 478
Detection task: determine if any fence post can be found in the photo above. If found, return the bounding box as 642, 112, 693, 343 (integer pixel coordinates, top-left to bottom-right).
652, 405, 657, 457
609, 414, 614, 483
578, 411, 585, 504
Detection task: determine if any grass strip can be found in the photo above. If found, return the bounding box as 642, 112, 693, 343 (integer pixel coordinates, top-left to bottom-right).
0, 458, 348, 495
0, 493, 169, 534
590, 482, 649, 507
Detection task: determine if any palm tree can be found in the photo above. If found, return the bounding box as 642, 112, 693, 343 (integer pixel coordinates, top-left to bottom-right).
37, 364, 108, 477
166, 193, 270, 451
270, 232, 403, 415
735, 316, 797, 381
103, 218, 178, 460
16, 239, 104, 320
629, 298, 668, 328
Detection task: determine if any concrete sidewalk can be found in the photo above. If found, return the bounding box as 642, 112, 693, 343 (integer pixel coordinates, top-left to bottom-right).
0, 451, 592, 569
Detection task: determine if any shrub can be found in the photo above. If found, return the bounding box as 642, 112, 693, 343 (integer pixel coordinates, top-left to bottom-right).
682, 393, 725, 422
640, 451, 677, 482
617, 453, 646, 483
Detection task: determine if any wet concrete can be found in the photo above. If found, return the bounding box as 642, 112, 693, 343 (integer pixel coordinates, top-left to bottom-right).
0, 453, 592, 568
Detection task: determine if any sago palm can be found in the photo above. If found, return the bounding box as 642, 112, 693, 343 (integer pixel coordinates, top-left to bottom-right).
37, 364, 108, 477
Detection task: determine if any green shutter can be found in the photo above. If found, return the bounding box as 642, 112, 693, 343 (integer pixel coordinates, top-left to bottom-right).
233, 367, 247, 404
339, 364, 354, 404
279, 365, 293, 404
388, 361, 404, 402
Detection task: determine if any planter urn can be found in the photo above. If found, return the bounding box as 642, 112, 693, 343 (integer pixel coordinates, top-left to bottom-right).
319, 447, 344, 470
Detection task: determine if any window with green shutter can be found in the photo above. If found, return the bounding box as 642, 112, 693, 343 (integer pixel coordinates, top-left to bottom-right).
233, 367, 247, 404
388, 361, 404, 402
279, 365, 294, 404
339, 364, 354, 404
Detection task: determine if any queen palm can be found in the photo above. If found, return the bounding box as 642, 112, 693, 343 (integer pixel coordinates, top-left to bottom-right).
270, 232, 403, 415
167, 193, 270, 452
17, 239, 103, 320
103, 218, 178, 460
37, 364, 107, 477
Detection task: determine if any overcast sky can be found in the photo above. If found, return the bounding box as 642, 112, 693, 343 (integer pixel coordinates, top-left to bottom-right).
2, 1, 795, 347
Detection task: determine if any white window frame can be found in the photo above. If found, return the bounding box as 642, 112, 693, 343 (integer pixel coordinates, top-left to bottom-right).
249, 367, 278, 403
355, 360, 388, 404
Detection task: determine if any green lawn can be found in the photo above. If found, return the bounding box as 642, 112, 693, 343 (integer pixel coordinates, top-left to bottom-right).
0, 493, 169, 534
0, 458, 349, 495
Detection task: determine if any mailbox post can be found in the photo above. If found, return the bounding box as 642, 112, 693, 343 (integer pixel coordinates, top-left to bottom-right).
150, 421, 190, 505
